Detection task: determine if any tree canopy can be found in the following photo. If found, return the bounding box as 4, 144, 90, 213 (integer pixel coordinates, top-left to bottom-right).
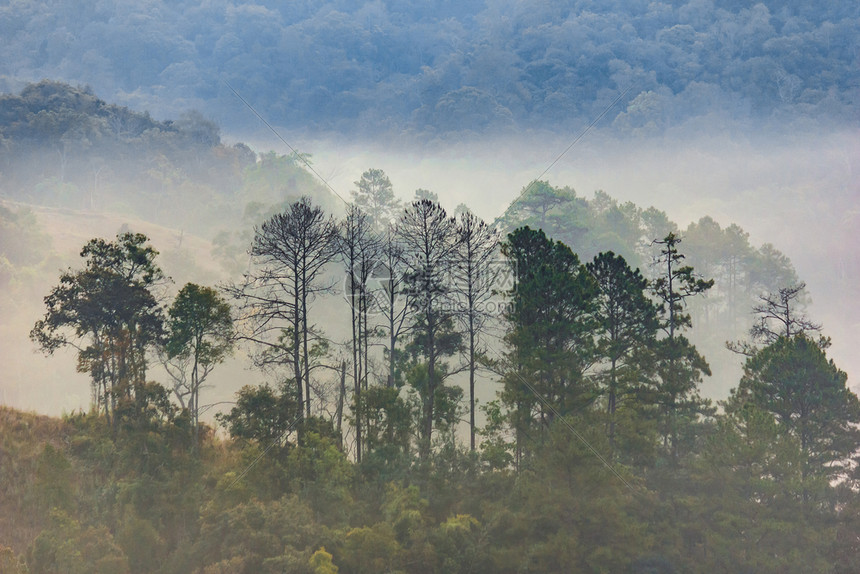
1, 1, 856, 135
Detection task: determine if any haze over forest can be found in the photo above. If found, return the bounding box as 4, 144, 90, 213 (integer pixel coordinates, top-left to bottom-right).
1, 0, 857, 414
2, 0, 857, 134
0, 1, 859, 572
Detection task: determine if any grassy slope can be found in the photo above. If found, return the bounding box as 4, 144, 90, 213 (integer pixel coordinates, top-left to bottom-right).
0, 198, 233, 415
2, 200, 222, 272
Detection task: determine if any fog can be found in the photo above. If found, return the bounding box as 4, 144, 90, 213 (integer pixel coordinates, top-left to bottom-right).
2, 1, 859, 567
306, 126, 859, 398
2, 122, 856, 418
1, 1, 855, 422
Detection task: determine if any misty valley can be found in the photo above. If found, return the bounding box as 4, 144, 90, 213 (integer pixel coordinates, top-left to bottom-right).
0, 77, 858, 574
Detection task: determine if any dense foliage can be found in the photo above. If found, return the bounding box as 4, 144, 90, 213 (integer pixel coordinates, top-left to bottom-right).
0, 1, 857, 136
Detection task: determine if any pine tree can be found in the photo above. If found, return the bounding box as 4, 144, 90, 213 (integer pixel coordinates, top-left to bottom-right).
587, 251, 658, 460
649, 233, 714, 464
500, 227, 597, 466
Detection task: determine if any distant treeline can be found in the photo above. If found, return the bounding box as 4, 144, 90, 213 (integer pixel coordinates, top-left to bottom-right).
0, 0, 857, 136
0, 81, 337, 234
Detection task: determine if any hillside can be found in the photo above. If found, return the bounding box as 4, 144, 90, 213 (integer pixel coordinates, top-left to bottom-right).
0, 1, 856, 137
2, 200, 216, 269
0, 406, 72, 555
2, 79, 857, 408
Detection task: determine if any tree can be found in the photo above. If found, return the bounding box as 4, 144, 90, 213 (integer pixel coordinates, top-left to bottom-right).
0, 204, 51, 268
651, 233, 713, 339
227, 197, 338, 425
217, 383, 300, 451
28, 510, 130, 574
162, 283, 234, 447
692, 400, 833, 573
748, 243, 800, 295
718, 223, 755, 331
397, 199, 462, 458
682, 216, 731, 331
750, 282, 821, 345
309, 547, 339, 574
500, 227, 597, 466
650, 334, 714, 466
649, 233, 714, 464
33, 444, 73, 512
497, 180, 579, 239
413, 188, 438, 203
586, 251, 659, 459
639, 207, 678, 258
378, 226, 415, 389
737, 335, 860, 487
353, 385, 413, 467
337, 204, 382, 462
240, 151, 332, 210
31, 232, 167, 427
0, 546, 26, 574
729, 281, 821, 357
584, 192, 645, 267
352, 168, 400, 231
453, 210, 500, 450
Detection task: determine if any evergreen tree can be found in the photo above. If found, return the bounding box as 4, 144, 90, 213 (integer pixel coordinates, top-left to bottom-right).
692, 401, 833, 573
500, 227, 597, 466
737, 335, 860, 487
397, 199, 462, 459
352, 168, 400, 231
649, 233, 714, 464
587, 251, 659, 460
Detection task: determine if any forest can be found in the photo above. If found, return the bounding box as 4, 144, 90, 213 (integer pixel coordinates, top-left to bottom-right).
1, 0, 857, 137
1, 81, 859, 573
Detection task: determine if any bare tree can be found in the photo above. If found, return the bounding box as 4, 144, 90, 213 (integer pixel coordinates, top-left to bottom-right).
728, 282, 822, 357
452, 210, 500, 450
378, 225, 415, 389
226, 197, 338, 425
398, 199, 462, 458
750, 282, 821, 344
337, 204, 382, 462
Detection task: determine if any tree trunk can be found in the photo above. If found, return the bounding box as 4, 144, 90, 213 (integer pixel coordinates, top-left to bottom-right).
302, 258, 311, 420
469, 317, 476, 451
336, 360, 346, 450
